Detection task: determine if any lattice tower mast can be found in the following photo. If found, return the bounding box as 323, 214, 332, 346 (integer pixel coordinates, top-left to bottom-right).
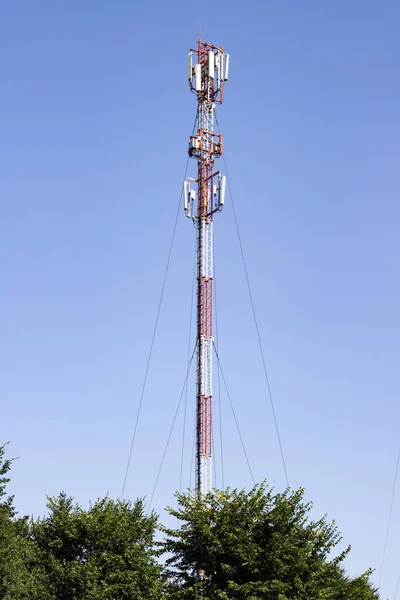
184, 40, 229, 495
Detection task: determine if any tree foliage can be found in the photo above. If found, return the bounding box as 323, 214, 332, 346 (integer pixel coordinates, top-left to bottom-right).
0, 445, 162, 599
0, 444, 49, 599
30, 493, 163, 600
162, 483, 379, 600
0, 446, 380, 599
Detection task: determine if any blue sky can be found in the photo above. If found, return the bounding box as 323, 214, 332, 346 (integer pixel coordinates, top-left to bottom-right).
1, 0, 399, 596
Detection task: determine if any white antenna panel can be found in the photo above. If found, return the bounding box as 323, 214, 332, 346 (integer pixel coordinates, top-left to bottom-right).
208, 51, 215, 79
183, 181, 188, 211
214, 54, 220, 88
220, 175, 226, 206
224, 54, 230, 81
194, 64, 202, 91
188, 52, 193, 80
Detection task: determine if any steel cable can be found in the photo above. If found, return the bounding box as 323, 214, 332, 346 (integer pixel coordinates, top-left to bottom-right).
215, 113, 290, 488
179, 234, 197, 493
394, 575, 400, 600
121, 113, 198, 499
379, 449, 400, 588
213, 341, 255, 485
147, 343, 197, 513
213, 236, 225, 489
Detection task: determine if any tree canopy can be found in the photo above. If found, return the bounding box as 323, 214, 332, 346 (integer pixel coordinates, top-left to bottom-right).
0, 445, 380, 599
162, 484, 379, 600
0, 444, 162, 600
30, 493, 163, 600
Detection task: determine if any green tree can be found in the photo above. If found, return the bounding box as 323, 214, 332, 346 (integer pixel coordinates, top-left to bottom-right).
0, 444, 50, 599
162, 483, 379, 600
31, 493, 163, 600
0, 444, 16, 596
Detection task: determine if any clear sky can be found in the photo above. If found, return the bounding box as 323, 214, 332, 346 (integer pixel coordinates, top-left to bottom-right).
1, 0, 399, 597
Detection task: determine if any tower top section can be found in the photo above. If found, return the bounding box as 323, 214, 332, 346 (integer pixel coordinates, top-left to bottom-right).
188, 40, 229, 104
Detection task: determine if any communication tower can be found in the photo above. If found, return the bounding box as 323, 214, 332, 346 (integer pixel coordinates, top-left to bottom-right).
184, 40, 229, 495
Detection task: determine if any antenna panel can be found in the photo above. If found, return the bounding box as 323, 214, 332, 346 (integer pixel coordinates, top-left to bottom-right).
208, 51, 215, 79
188, 52, 193, 80
224, 54, 230, 81
194, 64, 202, 91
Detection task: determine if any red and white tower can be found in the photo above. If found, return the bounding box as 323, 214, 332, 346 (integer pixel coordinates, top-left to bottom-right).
184, 40, 229, 495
